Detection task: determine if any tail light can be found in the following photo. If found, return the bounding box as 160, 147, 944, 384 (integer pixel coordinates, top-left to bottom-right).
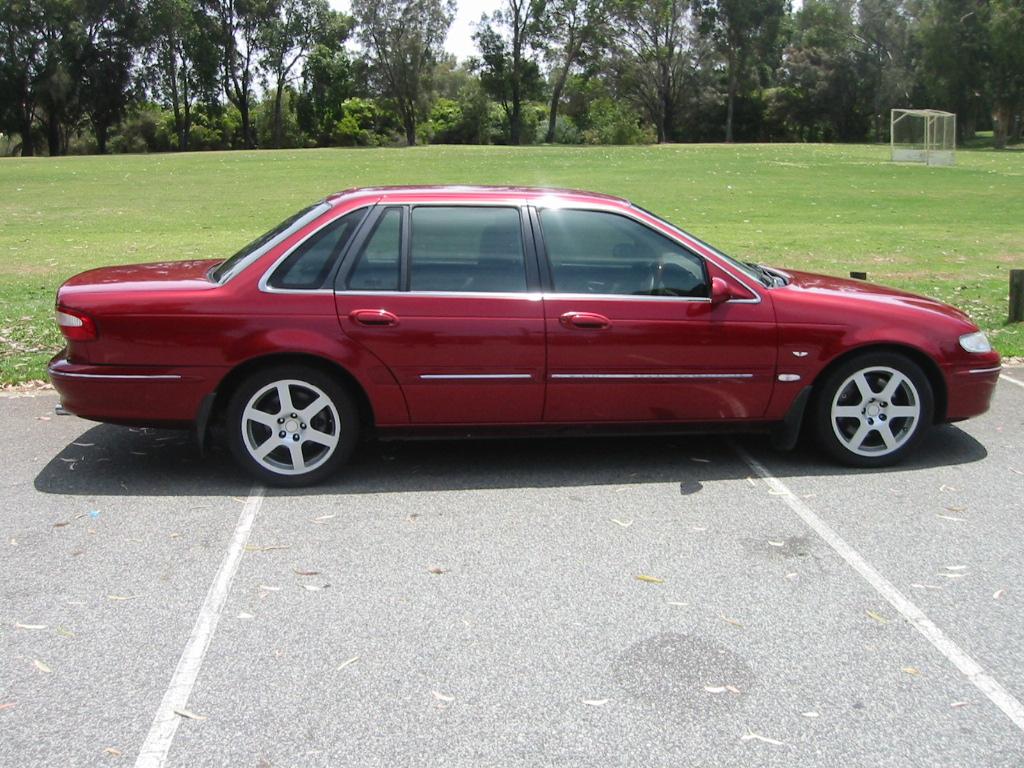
55, 306, 98, 341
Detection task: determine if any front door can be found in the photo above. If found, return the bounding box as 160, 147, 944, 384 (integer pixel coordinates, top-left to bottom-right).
334, 204, 545, 424
534, 207, 777, 423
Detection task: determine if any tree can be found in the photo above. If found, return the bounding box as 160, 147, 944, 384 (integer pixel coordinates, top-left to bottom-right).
693, 0, 786, 142
0, 0, 46, 155
988, 0, 1024, 148
606, 0, 694, 143
854, 0, 916, 142
260, 0, 331, 149
146, 0, 219, 151
204, 0, 273, 149
351, 0, 455, 146
473, 0, 546, 145
542, 0, 607, 143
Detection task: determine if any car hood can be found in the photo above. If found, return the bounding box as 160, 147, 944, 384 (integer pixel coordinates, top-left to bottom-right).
59, 259, 222, 297
776, 269, 974, 324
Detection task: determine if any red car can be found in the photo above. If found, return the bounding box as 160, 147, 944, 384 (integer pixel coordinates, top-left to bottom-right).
50, 186, 1001, 486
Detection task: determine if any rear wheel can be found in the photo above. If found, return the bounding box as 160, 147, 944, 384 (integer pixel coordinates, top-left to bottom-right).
226, 365, 358, 486
813, 352, 933, 467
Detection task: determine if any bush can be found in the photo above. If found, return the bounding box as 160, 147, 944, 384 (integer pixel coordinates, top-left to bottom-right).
582, 99, 653, 145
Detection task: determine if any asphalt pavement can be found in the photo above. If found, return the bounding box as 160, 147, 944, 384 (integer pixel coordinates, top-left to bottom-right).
2, 372, 1024, 767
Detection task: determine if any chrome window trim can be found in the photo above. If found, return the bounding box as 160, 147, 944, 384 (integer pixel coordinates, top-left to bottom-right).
217, 202, 331, 285
550, 373, 754, 380
258, 204, 374, 295
333, 289, 724, 304
49, 371, 182, 381
418, 374, 533, 380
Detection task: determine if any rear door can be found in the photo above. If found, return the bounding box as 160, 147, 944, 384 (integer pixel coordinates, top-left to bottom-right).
334, 203, 546, 424
533, 206, 777, 423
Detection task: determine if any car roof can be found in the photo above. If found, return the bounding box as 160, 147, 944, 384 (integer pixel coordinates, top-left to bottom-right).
324, 185, 632, 208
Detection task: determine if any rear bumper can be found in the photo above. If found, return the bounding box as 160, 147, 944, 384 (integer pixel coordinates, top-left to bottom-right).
944, 361, 1001, 421
48, 355, 221, 428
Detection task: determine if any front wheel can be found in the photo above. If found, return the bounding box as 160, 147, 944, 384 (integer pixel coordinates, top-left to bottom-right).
812, 353, 933, 468
226, 365, 359, 486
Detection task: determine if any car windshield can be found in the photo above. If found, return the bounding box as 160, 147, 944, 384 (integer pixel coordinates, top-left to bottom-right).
632, 204, 769, 286
209, 202, 330, 284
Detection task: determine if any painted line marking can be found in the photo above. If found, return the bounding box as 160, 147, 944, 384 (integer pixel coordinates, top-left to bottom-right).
135, 485, 266, 768
1000, 374, 1024, 390
733, 444, 1024, 734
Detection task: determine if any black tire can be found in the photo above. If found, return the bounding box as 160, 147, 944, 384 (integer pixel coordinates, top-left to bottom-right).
226, 364, 359, 487
812, 351, 933, 468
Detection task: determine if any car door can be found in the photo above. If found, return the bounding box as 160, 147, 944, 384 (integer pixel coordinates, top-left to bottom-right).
533, 206, 777, 423
334, 203, 546, 424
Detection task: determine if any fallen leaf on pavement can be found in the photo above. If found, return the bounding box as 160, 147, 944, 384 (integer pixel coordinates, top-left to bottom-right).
55, 627, 76, 639
801, 711, 819, 718
945, 565, 967, 571
721, 615, 743, 628
582, 698, 609, 706
741, 731, 785, 746
107, 595, 137, 601
336, 656, 360, 671
432, 690, 454, 702
33, 659, 51, 673
293, 568, 321, 576
611, 519, 633, 528
259, 585, 280, 592
237, 612, 254, 620
244, 544, 290, 553
14, 623, 46, 630
301, 583, 330, 591
866, 609, 888, 624
993, 589, 1006, 600
936, 514, 967, 522
103, 747, 122, 757
635, 574, 664, 584
173, 708, 207, 721
0, 702, 16, 712
902, 666, 920, 676
311, 514, 336, 523
52, 521, 71, 528
942, 573, 966, 579
666, 601, 688, 607
767, 540, 784, 547
911, 583, 943, 591
428, 567, 448, 575
939, 484, 960, 493
950, 701, 970, 708
704, 685, 728, 693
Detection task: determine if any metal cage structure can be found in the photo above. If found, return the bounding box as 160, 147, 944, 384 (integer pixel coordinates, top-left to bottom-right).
891, 109, 956, 166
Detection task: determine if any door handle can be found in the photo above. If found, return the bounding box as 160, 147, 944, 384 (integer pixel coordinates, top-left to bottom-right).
560, 311, 611, 330
350, 309, 399, 327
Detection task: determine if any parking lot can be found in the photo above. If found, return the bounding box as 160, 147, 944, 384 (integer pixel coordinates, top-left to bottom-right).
3, 372, 1024, 767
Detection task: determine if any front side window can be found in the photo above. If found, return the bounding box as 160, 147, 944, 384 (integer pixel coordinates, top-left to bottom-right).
346, 207, 401, 291
410, 206, 528, 293
539, 209, 709, 298
267, 208, 367, 290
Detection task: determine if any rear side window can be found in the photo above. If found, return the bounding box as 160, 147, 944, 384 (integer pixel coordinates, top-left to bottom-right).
346, 208, 402, 291
267, 208, 366, 290
410, 207, 528, 293
539, 209, 709, 298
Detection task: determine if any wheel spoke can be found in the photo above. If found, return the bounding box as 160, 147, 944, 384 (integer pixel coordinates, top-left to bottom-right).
877, 422, 897, 450
276, 382, 294, 415
887, 405, 918, 419
847, 422, 871, 451
300, 395, 330, 423
254, 436, 279, 459
852, 372, 875, 402
879, 372, 907, 402
288, 442, 306, 471
304, 427, 338, 449
833, 405, 863, 418
244, 407, 277, 428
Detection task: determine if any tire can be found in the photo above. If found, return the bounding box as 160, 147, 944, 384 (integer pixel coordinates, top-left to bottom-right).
226, 365, 359, 487
812, 352, 933, 468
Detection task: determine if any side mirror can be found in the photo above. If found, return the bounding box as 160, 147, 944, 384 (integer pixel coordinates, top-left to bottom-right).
710, 277, 734, 305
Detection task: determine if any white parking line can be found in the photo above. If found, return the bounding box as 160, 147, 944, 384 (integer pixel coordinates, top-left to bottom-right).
134, 485, 266, 768
1000, 374, 1024, 390
734, 444, 1024, 734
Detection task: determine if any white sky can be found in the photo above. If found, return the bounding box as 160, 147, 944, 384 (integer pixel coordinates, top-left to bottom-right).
329, 0, 494, 62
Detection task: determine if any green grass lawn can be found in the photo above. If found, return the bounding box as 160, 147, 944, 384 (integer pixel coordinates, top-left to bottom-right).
2, 143, 1023, 384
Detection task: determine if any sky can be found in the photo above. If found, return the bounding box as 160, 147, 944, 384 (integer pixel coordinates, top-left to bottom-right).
329, 0, 492, 62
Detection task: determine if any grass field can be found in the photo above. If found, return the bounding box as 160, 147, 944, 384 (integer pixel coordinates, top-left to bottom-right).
2, 143, 1022, 384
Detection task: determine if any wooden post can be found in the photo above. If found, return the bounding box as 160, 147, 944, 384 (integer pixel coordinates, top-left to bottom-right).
1010, 269, 1024, 323
849, 271, 867, 281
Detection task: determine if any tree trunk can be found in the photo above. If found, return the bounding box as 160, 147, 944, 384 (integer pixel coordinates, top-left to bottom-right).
239, 99, 254, 149
47, 113, 61, 156
725, 55, 737, 143
993, 105, 1009, 150
273, 81, 285, 149
95, 123, 108, 154
545, 67, 570, 144
404, 113, 416, 146
19, 113, 34, 157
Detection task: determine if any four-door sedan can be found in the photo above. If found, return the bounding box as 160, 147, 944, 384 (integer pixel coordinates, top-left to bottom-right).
49, 186, 1001, 486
